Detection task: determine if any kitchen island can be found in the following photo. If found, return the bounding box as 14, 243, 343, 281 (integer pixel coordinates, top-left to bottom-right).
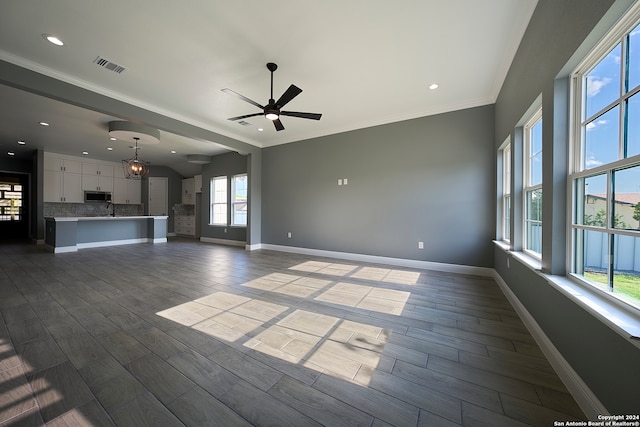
45, 216, 168, 253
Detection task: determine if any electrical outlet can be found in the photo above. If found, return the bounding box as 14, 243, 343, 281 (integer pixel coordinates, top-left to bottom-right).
287, 232, 292, 238
224, 228, 227, 233
418, 241, 424, 249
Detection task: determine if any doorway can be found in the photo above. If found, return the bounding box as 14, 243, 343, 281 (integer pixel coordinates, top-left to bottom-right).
148, 177, 168, 216
0, 173, 29, 240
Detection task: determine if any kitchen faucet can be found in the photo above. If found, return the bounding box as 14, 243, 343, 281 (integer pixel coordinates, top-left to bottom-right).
106, 201, 116, 217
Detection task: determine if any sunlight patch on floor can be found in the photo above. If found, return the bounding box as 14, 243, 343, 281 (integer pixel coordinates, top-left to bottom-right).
154, 256, 421, 386
288, 262, 421, 284
0, 342, 58, 423
156, 301, 222, 326
315, 282, 410, 315
155, 289, 392, 385
246, 309, 390, 385
288, 261, 358, 276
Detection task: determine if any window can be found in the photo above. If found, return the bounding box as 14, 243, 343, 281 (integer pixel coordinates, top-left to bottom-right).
231, 174, 247, 226
571, 17, 640, 308
502, 143, 512, 243
210, 176, 227, 225
524, 109, 542, 257
0, 180, 22, 221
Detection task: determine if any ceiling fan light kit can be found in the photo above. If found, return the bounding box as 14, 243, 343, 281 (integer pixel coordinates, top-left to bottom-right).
222, 62, 322, 131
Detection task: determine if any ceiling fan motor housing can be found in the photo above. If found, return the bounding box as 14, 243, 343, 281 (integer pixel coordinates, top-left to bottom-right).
223, 61, 321, 130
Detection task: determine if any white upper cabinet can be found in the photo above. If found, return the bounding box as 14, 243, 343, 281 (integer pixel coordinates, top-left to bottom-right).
43, 154, 83, 202
113, 177, 141, 204
81, 162, 114, 192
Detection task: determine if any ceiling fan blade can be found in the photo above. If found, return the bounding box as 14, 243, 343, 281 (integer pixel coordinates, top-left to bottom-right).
221, 88, 264, 109
228, 113, 264, 121
275, 84, 302, 108
281, 111, 322, 120
273, 118, 285, 131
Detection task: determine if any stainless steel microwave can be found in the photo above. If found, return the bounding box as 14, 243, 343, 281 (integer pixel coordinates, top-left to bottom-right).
84, 191, 112, 202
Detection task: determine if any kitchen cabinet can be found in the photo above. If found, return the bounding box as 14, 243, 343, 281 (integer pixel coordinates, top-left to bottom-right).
182, 178, 195, 204
43, 155, 83, 202
44, 155, 82, 174
81, 162, 114, 192
113, 177, 141, 204
174, 215, 195, 236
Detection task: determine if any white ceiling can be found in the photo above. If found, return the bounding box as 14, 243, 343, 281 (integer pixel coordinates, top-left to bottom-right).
0, 0, 537, 177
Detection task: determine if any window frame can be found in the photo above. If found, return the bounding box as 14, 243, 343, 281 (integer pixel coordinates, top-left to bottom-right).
499, 140, 512, 243
523, 108, 543, 259
210, 176, 228, 226
569, 8, 640, 311
231, 173, 247, 227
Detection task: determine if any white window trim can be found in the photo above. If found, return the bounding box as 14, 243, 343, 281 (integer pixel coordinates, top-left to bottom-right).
498, 138, 512, 244
567, 1, 640, 317
523, 108, 543, 259
231, 173, 247, 227
210, 176, 228, 226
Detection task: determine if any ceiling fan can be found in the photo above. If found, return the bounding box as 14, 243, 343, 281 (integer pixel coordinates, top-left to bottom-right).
222, 62, 322, 131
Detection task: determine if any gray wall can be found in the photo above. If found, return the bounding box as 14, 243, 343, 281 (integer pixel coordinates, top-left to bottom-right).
494, 0, 639, 414
200, 152, 247, 242
0, 155, 32, 173
262, 105, 495, 267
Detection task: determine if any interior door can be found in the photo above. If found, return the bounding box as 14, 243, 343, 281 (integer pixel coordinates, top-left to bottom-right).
148, 177, 168, 216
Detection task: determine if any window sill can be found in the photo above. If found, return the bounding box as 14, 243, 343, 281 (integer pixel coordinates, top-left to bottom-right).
494, 242, 640, 349
492, 241, 542, 271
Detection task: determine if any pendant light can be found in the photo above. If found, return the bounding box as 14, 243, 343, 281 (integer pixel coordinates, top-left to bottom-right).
122, 137, 150, 179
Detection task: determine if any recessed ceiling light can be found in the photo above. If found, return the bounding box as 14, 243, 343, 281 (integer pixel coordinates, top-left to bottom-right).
429, 83, 439, 90
170, 150, 177, 154
258, 128, 264, 132
110, 137, 117, 141
17, 140, 26, 145
82, 151, 89, 155
8, 152, 15, 156
107, 147, 113, 151
43, 34, 64, 46
39, 121, 50, 126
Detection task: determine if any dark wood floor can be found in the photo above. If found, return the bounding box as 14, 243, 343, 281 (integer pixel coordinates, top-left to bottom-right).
0, 238, 585, 426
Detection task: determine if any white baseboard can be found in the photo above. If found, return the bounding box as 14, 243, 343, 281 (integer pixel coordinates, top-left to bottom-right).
47, 244, 77, 253
77, 238, 149, 249
259, 244, 494, 277
200, 237, 246, 247
493, 272, 607, 419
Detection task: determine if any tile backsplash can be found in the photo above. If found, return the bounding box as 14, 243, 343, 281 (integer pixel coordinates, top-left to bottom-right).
44, 202, 143, 217
172, 204, 195, 216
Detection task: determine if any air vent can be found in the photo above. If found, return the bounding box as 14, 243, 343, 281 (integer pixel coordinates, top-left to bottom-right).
237, 120, 252, 126
93, 56, 127, 74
